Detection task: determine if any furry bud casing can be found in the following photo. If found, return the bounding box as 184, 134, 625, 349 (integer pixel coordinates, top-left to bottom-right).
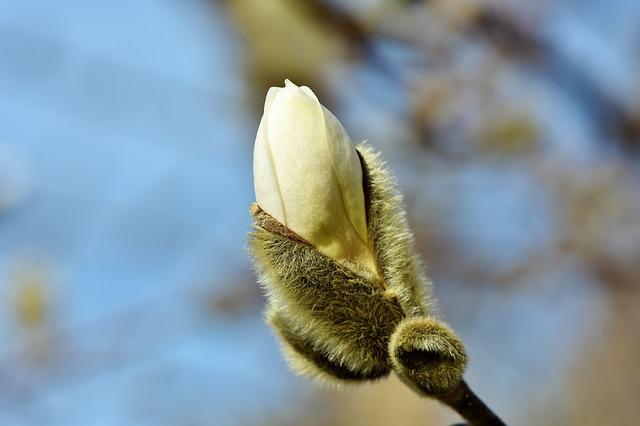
249, 144, 468, 396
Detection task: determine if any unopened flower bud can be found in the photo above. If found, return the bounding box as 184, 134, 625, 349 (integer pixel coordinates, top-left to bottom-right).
253, 79, 377, 275
248, 83, 483, 421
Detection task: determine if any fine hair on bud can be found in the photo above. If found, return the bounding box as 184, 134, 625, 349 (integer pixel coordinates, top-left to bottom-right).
249, 144, 469, 394
389, 316, 467, 396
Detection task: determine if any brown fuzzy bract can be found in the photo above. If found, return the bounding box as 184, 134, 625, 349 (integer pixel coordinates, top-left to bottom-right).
389, 316, 467, 396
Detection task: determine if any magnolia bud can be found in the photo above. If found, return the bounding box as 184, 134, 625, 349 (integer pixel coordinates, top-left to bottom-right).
253, 79, 377, 275
248, 84, 502, 425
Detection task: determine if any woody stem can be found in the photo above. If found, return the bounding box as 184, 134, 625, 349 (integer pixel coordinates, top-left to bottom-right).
436, 380, 506, 426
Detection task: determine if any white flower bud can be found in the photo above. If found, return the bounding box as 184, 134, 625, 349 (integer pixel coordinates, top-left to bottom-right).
253, 80, 378, 276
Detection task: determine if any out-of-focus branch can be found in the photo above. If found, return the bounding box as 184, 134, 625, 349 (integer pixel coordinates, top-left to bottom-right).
303, 1, 640, 156
467, 6, 640, 155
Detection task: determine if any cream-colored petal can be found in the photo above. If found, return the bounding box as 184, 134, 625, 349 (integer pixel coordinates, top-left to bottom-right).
318, 104, 370, 245
264, 86, 281, 114
297, 83, 370, 248
254, 80, 377, 276
253, 104, 286, 224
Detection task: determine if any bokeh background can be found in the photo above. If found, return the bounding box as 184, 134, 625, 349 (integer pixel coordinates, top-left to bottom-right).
1, 0, 639, 425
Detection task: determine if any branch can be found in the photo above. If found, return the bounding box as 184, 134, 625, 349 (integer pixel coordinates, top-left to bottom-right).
438, 380, 506, 426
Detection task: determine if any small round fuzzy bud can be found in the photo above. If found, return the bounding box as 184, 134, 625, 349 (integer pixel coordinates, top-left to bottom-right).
389, 316, 467, 396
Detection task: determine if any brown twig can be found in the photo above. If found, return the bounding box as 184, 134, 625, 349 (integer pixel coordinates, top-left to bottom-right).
438, 380, 506, 426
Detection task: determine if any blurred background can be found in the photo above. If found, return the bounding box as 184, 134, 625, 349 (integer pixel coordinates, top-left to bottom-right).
1, 0, 639, 425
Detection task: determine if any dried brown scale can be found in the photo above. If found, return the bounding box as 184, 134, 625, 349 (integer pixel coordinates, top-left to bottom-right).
251, 204, 310, 246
